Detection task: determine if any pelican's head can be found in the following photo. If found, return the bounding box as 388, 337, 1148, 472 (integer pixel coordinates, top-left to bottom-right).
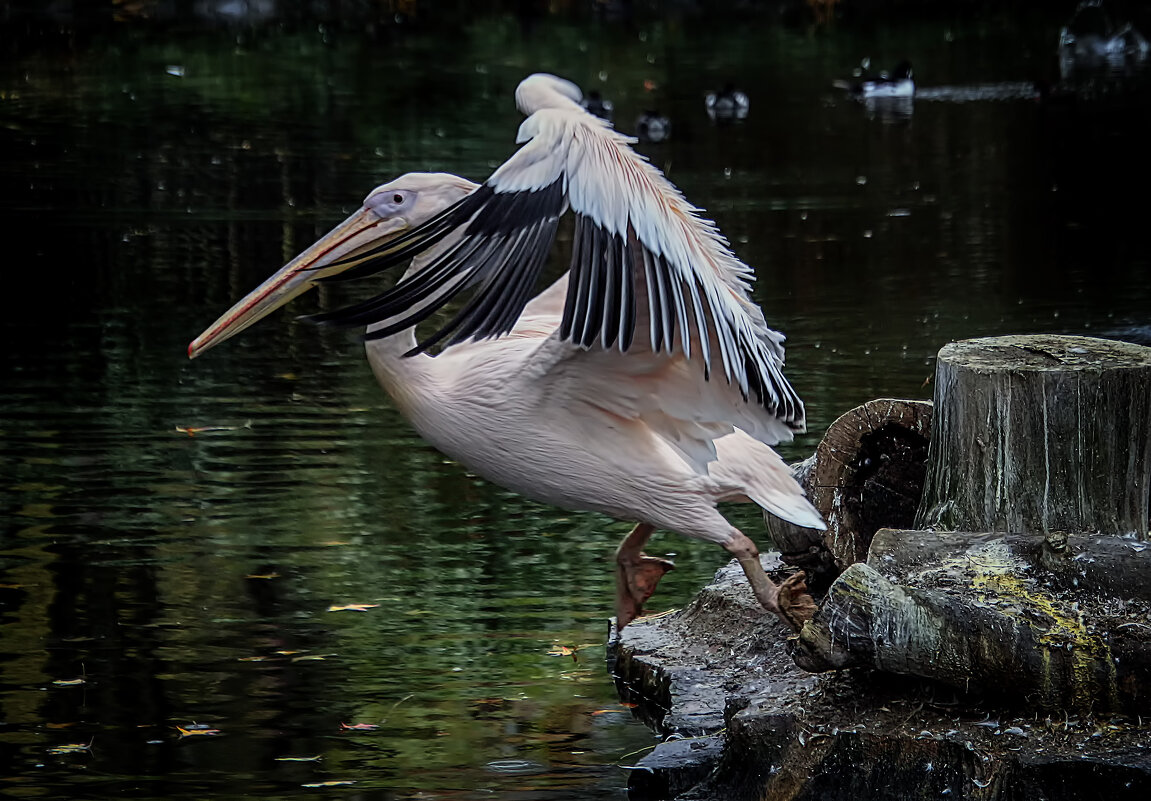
515, 73, 584, 115
188, 172, 478, 358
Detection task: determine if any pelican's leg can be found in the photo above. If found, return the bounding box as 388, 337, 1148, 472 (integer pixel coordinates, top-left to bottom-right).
614, 523, 675, 628
725, 532, 816, 631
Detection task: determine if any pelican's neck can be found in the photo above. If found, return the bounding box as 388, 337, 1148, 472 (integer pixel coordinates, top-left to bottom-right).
364, 325, 439, 418
361, 249, 457, 417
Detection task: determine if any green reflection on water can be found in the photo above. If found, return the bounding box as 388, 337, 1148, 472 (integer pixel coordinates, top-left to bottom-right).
2, 3, 1150, 799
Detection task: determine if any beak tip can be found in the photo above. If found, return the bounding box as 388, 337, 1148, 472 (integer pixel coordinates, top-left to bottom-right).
187, 341, 201, 360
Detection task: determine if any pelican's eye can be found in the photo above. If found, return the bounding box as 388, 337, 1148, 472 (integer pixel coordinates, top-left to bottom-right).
366, 189, 415, 218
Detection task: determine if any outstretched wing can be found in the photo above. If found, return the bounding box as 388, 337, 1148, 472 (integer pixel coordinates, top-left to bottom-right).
310, 107, 805, 431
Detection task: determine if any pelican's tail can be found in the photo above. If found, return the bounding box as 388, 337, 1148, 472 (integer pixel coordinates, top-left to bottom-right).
710, 431, 825, 530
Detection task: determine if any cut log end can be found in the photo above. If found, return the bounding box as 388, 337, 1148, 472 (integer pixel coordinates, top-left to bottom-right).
766, 398, 932, 585
939, 334, 1151, 373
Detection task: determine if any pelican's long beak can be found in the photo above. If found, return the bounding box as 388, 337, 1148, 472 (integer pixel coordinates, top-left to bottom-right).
188, 208, 408, 359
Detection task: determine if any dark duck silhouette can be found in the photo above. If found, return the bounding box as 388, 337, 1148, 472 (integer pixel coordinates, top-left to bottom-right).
705, 82, 750, 121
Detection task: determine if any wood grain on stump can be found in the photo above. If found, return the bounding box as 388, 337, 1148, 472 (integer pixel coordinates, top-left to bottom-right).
915, 334, 1151, 538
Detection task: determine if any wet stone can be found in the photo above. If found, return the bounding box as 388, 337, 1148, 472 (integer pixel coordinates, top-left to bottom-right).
627, 734, 726, 799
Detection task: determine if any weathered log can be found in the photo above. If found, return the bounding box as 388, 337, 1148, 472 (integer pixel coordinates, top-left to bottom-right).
867, 528, 1151, 602
915, 334, 1151, 537
766, 398, 932, 584
792, 528, 1151, 715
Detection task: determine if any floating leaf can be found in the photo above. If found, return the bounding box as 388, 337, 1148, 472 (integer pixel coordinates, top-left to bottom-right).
275, 755, 322, 762
245, 572, 280, 580
339, 722, 380, 731
47, 740, 92, 755
327, 604, 379, 613
176, 724, 221, 738
52, 678, 86, 686
546, 645, 578, 662
174, 420, 252, 437
302, 780, 355, 788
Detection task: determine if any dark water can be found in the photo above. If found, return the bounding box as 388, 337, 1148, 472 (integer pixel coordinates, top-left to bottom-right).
1, 2, 1149, 798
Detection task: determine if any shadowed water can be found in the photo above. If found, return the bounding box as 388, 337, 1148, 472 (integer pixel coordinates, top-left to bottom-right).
1, 2, 1149, 799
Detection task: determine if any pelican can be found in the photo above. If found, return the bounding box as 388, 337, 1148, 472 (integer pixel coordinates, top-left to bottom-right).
189, 73, 824, 631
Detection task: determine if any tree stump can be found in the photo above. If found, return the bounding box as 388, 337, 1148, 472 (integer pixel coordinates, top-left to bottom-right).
915, 334, 1151, 538
766, 398, 932, 586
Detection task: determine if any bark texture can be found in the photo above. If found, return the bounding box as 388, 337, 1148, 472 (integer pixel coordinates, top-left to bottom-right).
915, 335, 1151, 537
